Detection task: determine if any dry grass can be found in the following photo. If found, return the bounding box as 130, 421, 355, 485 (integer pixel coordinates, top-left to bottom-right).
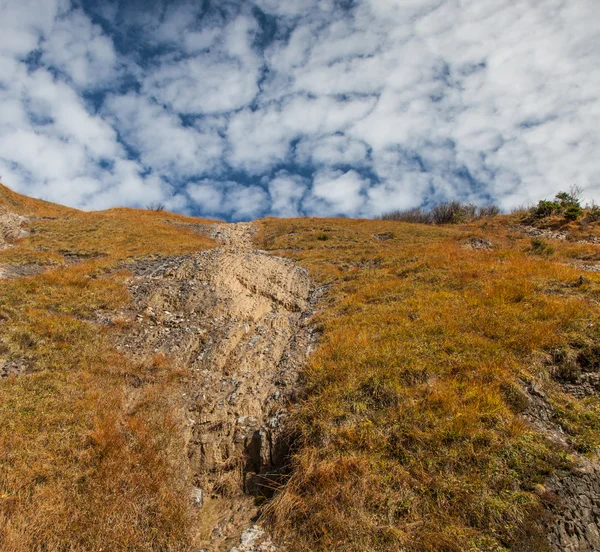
0, 184, 215, 551
256, 217, 600, 551
4, 178, 600, 551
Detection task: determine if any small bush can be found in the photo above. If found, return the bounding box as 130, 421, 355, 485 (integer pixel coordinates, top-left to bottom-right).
584, 203, 600, 222
511, 204, 534, 214
380, 208, 432, 224
564, 204, 583, 221
146, 202, 166, 212
478, 205, 500, 217
316, 233, 330, 241
381, 202, 500, 225
530, 186, 584, 221
530, 238, 555, 256
432, 201, 471, 224
531, 200, 561, 219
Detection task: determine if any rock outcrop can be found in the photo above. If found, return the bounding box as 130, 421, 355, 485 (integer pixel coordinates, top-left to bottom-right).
120, 223, 318, 550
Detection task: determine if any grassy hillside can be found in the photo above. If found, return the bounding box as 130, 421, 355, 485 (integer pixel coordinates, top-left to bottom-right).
0, 184, 216, 551
2, 182, 600, 551
257, 216, 600, 551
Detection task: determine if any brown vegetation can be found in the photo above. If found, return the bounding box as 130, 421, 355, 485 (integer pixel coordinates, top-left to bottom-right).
0, 184, 215, 551
3, 179, 600, 551
256, 216, 600, 551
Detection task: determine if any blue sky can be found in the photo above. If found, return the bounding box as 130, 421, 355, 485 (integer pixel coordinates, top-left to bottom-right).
1, 0, 599, 220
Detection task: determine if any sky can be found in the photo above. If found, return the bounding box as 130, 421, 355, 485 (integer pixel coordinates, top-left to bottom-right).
0, 0, 599, 221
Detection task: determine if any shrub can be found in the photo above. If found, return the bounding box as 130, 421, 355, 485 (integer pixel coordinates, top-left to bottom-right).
530, 200, 561, 219
530, 186, 584, 221
316, 233, 330, 241
585, 202, 600, 222
564, 204, 583, 221
431, 201, 476, 224
380, 202, 500, 225
146, 202, 166, 212
380, 208, 432, 224
478, 205, 500, 217
530, 238, 555, 256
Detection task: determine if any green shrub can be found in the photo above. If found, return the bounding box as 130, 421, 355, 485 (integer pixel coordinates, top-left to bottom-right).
530, 200, 561, 219
530, 187, 583, 221
564, 204, 583, 221
530, 238, 555, 256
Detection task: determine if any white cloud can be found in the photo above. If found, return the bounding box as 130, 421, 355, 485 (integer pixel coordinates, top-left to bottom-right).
0, 0, 65, 57
188, 180, 269, 221
143, 14, 262, 115
187, 181, 225, 213
226, 94, 376, 173
42, 9, 118, 89
304, 169, 369, 217
104, 92, 225, 178
268, 172, 308, 217
0, 0, 599, 218
296, 134, 369, 167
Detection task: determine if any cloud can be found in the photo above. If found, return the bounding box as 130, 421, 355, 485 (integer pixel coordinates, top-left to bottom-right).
0, 0, 65, 57
304, 169, 370, 217
295, 135, 369, 167
187, 180, 269, 221
142, 14, 262, 114
103, 92, 225, 178
0, 0, 598, 219
268, 172, 308, 217
42, 9, 119, 89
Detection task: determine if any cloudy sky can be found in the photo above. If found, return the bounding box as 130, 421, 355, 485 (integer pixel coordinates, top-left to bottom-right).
1, 0, 599, 220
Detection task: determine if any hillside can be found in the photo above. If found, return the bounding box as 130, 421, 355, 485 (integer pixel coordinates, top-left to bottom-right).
1, 183, 600, 551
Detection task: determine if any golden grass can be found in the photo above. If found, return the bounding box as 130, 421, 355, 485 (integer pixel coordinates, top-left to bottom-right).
3, 179, 600, 551
257, 217, 600, 552
0, 184, 216, 551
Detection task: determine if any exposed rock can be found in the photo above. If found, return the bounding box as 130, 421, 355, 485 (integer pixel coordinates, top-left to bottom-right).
545, 459, 600, 552
191, 487, 204, 508
117, 222, 319, 550
0, 209, 29, 249
0, 263, 47, 280
518, 225, 569, 241
229, 525, 276, 552
522, 378, 600, 551
462, 237, 493, 250
0, 358, 33, 378
373, 232, 394, 241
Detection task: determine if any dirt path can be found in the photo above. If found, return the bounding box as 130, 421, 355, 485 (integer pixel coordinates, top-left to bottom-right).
121, 222, 317, 551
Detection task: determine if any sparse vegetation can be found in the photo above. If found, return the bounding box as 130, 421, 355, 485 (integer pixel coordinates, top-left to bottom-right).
380, 207, 432, 224
3, 181, 600, 551
381, 202, 500, 225
529, 238, 555, 256
146, 201, 166, 212
586, 205, 600, 223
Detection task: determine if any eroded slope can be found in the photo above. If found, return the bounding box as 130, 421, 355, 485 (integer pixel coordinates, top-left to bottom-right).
118, 223, 316, 550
